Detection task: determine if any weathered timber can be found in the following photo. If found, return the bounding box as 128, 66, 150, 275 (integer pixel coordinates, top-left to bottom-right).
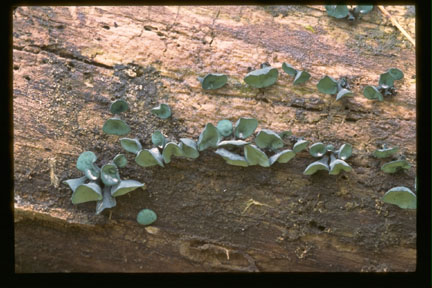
13, 6, 416, 272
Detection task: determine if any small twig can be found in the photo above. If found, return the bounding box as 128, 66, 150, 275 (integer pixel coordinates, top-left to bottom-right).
377, 6, 415, 47
242, 199, 272, 214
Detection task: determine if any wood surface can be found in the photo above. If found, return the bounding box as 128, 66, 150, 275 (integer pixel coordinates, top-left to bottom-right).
13, 6, 416, 272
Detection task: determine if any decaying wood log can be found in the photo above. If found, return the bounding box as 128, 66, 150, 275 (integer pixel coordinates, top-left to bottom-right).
13, 6, 416, 272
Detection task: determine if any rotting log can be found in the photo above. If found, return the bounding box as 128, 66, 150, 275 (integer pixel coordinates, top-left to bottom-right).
13, 6, 416, 272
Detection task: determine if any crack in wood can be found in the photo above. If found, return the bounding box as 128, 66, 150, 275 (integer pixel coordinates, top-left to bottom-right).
13, 44, 113, 70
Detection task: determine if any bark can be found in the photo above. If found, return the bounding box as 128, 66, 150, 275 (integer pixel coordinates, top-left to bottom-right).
13, 6, 416, 272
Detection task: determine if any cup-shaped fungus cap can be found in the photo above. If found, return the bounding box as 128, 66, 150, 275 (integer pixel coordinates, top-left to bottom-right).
217, 119, 233, 137
199, 73, 228, 90
151, 104, 171, 119
281, 63, 297, 76
309, 142, 327, 157
355, 5, 373, 14
293, 139, 309, 153
255, 129, 284, 151
217, 140, 250, 149
244, 66, 278, 88
113, 154, 128, 168
293, 71, 311, 85
234, 118, 258, 139
137, 209, 157, 226
71, 182, 103, 204
303, 155, 330, 175
381, 159, 411, 173
151, 131, 166, 149
120, 138, 142, 154
110, 99, 129, 114
372, 146, 399, 158
387, 68, 404, 80
382, 186, 416, 209
244, 144, 270, 167
337, 143, 352, 160
96, 187, 117, 215
162, 142, 185, 164
317, 76, 339, 94
363, 85, 384, 101
214, 148, 249, 167
103, 118, 131, 136
101, 163, 121, 186
111, 180, 145, 197
76, 151, 100, 181
329, 159, 352, 175
325, 5, 349, 18
135, 148, 165, 168
197, 123, 221, 151
179, 138, 200, 159
269, 149, 296, 165
336, 88, 353, 101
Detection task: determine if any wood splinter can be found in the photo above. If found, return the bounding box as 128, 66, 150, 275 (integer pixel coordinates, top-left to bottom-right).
377, 6, 415, 47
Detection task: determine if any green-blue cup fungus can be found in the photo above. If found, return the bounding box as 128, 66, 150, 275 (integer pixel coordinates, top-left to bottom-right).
103, 117, 131, 136
64, 176, 103, 205
382, 186, 416, 209
244, 144, 270, 167
135, 148, 164, 167
317, 76, 353, 101
372, 145, 399, 158
101, 163, 121, 186
214, 148, 249, 167
255, 129, 284, 151
65, 151, 144, 214
110, 99, 129, 114
198, 73, 228, 90
113, 154, 128, 168
278, 130, 292, 139
96, 187, 117, 215
234, 117, 258, 139
76, 151, 100, 181
329, 154, 352, 175
325, 5, 350, 18
326, 144, 335, 152
243, 66, 278, 88
337, 143, 352, 160
120, 137, 142, 154
317, 76, 338, 94
381, 158, 411, 173
309, 142, 327, 157
71, 182, 103, 204
179, 138, 200, 159
363, 68, 403, 101
217, 119, 233, 137
304, 143, 353, 176
151, 103, 171, 119
363, 85, 384, 101
325, 5, 373, 21
151, 130, 166, 149
282, 62, 311, 85
64, 176, 88, 193
303, 155, 330, 175
293, 139, 309, 153
111, 180, 145, 197
162, 142, 185, 164
336, 88, 353, 101
197, 123, 221, 151
217, 140, 250, 149
269, 149, 296, 165
137, 209, 157, 226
